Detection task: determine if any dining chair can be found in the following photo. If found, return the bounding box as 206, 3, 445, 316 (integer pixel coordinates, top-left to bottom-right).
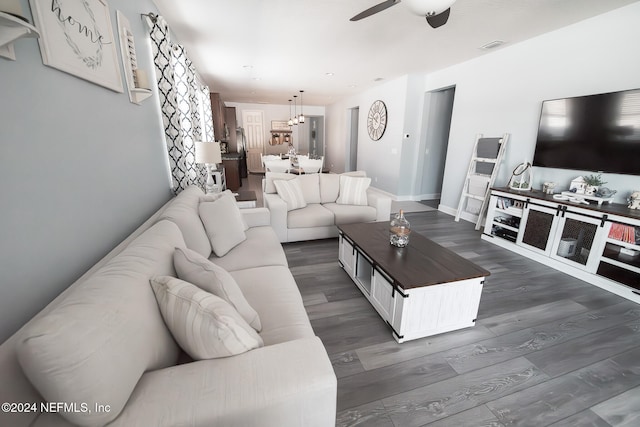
261, 154, 281, 167
298, 158, 323, 173
264, 159, 291, 173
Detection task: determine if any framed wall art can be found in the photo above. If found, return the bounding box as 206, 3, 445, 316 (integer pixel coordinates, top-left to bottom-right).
29, 0, 123, 92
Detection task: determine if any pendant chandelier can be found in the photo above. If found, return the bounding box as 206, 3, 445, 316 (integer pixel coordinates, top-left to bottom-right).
298, 90, 305, 123
287, 99, 294, 126
293, 95, 299, 125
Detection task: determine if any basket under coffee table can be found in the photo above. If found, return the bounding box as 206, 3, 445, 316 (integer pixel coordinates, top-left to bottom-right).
338, 221, 490, 343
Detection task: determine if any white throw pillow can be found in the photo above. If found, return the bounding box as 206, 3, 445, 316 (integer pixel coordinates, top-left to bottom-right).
199, 192, 247, 256
150, 276, 263, 360
173, 247, 261, 331
336, 175, 371, 206
200, 190, 249, 231
297, 174, 322, 204
274, 178, 308, 211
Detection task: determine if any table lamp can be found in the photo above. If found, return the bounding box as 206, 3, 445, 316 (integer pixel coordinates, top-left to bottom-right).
195, 141, 222, 193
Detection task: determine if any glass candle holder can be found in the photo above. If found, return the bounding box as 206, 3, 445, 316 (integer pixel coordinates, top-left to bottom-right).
390, 209, 411, 247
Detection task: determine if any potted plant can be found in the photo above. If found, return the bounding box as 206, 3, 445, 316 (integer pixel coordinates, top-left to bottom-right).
583, 174, 607, 195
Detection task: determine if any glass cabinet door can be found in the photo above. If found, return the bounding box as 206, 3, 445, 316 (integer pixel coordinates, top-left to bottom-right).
517, 204, 559, 255
550, 212, 605, 272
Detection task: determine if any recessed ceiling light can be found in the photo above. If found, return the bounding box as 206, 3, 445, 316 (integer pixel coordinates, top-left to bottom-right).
479, 40, 505, 50
251, 77, 261, 81
348, 85, 357, 88
325, 72, 334, 76
374, 77, 384, 82
242, 65, 253, 69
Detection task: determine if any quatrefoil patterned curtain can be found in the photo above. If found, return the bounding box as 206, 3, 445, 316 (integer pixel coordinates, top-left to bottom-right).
148, 15, 214, 194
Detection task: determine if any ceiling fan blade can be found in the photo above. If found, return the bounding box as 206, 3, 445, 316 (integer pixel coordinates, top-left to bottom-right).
426, 8, 450, 28
350, 0, 400, 21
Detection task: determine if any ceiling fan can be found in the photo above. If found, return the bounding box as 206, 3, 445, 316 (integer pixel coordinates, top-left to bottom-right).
350, 0, 456, 28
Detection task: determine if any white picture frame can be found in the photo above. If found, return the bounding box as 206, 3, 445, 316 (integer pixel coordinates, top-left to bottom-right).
29, 0, 123, 92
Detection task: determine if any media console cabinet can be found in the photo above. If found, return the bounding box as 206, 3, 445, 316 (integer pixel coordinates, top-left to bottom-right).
338, 222, 490, 343
483, 187, 640, 304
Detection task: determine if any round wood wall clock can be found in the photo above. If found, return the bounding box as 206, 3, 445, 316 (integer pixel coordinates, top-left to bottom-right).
367, 100, 387, 141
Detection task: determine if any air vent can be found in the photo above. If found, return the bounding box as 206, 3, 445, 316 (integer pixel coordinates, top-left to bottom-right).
479, 40, 505, 50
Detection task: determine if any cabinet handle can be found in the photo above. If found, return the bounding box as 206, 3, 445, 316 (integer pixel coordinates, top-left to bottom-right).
600, 215, 608, 228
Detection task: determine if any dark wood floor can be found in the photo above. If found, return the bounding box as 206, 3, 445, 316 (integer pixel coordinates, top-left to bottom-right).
282, 211, 640, 427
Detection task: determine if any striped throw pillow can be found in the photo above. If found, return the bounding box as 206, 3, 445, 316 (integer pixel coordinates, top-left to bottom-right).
336, 176, 371, 206
274, 178, 308, 211
150, 276, 263, 360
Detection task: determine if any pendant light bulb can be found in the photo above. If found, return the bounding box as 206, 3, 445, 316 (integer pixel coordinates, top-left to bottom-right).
298, 90, 305, 123
293, 95, 299, 125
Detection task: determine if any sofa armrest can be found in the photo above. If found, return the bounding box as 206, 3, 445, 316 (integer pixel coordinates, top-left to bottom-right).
241, 207, 271, 228
263, 193, 288, 242
367, 188, 392, 221
111, 337, 337, 427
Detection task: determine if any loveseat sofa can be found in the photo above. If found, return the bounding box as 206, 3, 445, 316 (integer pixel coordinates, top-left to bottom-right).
0, 186, 336, 427
263, 171, 392, 242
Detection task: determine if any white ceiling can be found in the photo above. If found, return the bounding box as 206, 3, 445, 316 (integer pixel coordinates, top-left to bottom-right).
151, 0, 638, 106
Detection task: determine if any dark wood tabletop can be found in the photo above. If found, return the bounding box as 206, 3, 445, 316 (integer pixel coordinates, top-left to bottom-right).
338, 222, 490, 289
235, 190, 257, 202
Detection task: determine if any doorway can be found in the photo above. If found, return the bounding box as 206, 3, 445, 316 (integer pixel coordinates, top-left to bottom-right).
297, 116, 325, 158
243, 110, 266, 173
346, 107, 359, 171
416, 86, 455, 200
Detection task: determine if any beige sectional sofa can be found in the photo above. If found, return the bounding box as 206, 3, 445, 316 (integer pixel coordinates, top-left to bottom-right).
263, 171, 392, 242
0, 186, 336, 427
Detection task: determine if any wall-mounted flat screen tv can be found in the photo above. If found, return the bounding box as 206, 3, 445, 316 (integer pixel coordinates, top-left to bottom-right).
533, 88, 640, 175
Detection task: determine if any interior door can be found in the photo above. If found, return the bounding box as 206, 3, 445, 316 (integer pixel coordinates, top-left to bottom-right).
242, 110, 265, 173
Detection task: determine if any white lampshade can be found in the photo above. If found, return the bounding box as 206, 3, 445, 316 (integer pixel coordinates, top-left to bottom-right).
403, 0, 455, 16
195, 141, 222, 165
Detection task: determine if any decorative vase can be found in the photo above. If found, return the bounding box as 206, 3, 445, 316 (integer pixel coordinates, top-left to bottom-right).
390, 210, 411, 247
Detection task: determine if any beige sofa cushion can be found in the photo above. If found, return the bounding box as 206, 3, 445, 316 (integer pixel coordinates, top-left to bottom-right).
336, 176, 371, 206
173, 247, 262, 331
199, 193, 247, 257
210, 226, 288, 271
16, 221, 183, 427
158, 186, 212, 258
287, 204, 335, 229
150, 276, 263, 360
231, 266, 314, 346
323, 203, 377, 225
274, 178, 307, 211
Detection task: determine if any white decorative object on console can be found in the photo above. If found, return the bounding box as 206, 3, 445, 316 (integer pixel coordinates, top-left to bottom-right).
508, 161, 532, 191
569, 176, 587, 194
629, 191, 640, 209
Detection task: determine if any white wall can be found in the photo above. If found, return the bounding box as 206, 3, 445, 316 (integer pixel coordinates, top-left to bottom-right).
326, 3, 640, 206
325, 76, 412, 195
0, 0, 169, 342
226, 102, 325, 155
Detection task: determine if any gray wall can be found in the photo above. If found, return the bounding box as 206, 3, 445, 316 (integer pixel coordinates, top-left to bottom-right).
0, 0, 171, 342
